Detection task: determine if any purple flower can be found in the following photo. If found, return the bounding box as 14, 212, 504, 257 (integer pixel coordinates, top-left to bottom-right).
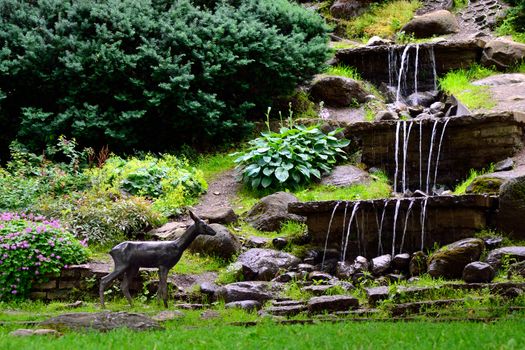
11, 290, 17, 294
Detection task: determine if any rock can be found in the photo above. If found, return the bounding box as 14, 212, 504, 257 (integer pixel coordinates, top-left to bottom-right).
427, 238, 485, 279
297, 263, 315, 273
375, 110, 398, 121
272, 237, 288, 250
336, 261, 355, 279
472, 73, 525, 87
409, 251, 427, 276
302, 284, 335, 296
200, 310, 221, 320
307, 295, 359, 313
416, 112, 433, 119
225, 300, 262, 311
406, 91, 439, 107
498, 176, 525, 239
320, 165, 370, 187
429, 101, 445, 113
10, 329, 62, 337
481, 38, 525, 70
486, 246, 525, 269
174, 303, 206, 310
309, 75, 370, 107
198, 207, 238, 224
200, 282, 219, 297
245, 192, 304, 232
365, 286, 389, 306
353, 256, 369, 272
392, 253, 411, 272
147, 222, 186, 240
401, 10, 459, 38
471, 73, 525, 113
308, 271, 334, 283
272, 272, 299, 283
370, 254, 392, 276
215, 281, 284, 303
366, 36, 392, 46
462, 261, 495, 283
151, 310, 185, 322
245, 236, 270, 248
507, 261, 525, 279
483, 236, 504, 250
494, 158, 514, 172
265, 304, 307, 317
40, 312, 162, 332
190, 224, 241, 260
330, 0, 371, 20
237, 248, 300, 281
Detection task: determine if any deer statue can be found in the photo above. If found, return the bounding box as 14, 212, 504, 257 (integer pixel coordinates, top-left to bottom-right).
99, 211, 216, 308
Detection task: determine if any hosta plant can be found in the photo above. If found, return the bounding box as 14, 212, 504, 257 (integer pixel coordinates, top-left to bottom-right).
0, 212, 89, 300
232, 125, 349, 189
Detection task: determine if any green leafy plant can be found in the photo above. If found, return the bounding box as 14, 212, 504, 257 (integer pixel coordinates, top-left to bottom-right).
325, 65, 362, 80
232, 121, 350, 190
0, 212, 89, 300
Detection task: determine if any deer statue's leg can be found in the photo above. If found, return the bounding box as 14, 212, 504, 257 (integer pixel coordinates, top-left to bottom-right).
158, 266, 169, 308
99, 265, 127, 307
121, 266, 139, 306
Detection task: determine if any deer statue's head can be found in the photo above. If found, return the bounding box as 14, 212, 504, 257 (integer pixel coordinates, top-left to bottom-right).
189, 210, 216, 236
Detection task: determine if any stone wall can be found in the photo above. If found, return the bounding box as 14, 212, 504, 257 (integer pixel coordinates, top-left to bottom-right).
289, 195, 498, 260
332, 39, 483, 87
344, 112, 525, 190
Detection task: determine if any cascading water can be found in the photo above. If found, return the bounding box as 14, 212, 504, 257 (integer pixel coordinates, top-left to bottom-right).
425, 119, 440, 194
399, 199, 415, 253
391, 199, 401, 256
342, 202, 360, 262
433, 118, 451, 190
321, 201, 341, 269
377, 199, 388, 256
395, 45, 412, 103
420, 197, 429, 251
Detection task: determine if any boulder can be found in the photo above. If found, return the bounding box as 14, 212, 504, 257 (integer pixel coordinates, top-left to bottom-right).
147, 222, 186, 240
40, 312, 162, 332
365, 286, 389, 306
197, 207, 238, 224
370, 254, 392, 276
190, 224, 241, 260
245, 192, 304, 232
309, 75, 369, 107
486, 246, 525, 269
245, 236, 270, 248
471, 73, 525, 113
320, 165, 370, 187
462, 261, 496, 283
427, 238, 485, 279
215, 281, 284, 303
375, 110, 398, 121
224, 300, 262, 311
466, 166, 525, 194
9, 329, 62, 337
336, 261, 355, 279
237, 248, 301, 281
392, 253, 411, 272
497, 175, 525, 238
307, 295, 359, 313
366, 36, 393, 46
330, 0, 372, 20
481, 38, 525, 70
151, 310, 185, 322
507, 261, 525, 279
401, 10, 459, 38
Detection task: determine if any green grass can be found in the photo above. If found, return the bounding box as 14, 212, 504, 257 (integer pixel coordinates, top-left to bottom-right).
453, 0, 469, 11
454, 164, 495, 195
325, 65, 362, 80
192, 152, 236, 181
439, 65, 497, 110
347, 0, 422, 40
295, 172, 391, 202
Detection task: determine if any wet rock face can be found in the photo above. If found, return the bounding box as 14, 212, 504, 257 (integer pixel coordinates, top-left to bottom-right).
497, 176, 525, 239
309, 75, 369, 107
462, 261, 496, 283
245, 192, 304, 232
190, 224, 241, 260
482, 39, 525, 70
427, 238, 485, 279
237, 248, 301, 281
401, 10, 459, 38
486, 246, 525, 269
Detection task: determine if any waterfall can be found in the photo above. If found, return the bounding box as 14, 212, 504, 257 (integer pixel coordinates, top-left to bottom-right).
396, 44, 412, 103
394, 121, 401, 192
340, 202, 349, 255
402, 120, 414, 194
342, 202, 360, 262
399, 199, 415, 253
377, 199, 388, 256
419, 121, 423, 190
321, 201, 341, 270
413, 44, 420, 104
425, 119, 439, 194
429, 46, 437, 91
391, 199, 401, 256
420, 197, 429, 251
433, 118, 451, 190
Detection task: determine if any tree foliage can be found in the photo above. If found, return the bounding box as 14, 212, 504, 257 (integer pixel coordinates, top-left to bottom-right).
0, 0, 329, 157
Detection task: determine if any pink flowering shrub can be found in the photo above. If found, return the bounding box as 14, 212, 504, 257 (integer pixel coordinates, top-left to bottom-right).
0, 212, 89, 300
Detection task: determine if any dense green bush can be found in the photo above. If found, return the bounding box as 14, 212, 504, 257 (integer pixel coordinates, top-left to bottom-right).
0, 212, 89, 300
232, 121, 349, 189
0, 0, 329, 157
89, 154, 207, 216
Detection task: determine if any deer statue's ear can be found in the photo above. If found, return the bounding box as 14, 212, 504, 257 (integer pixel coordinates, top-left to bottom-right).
189, 210, 197, 222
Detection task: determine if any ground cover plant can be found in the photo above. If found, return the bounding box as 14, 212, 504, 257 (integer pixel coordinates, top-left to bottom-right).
0, 213, 89, 301
0, 0, 330, 158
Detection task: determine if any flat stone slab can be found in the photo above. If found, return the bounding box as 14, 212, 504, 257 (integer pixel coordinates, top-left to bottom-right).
265, 304, 307, 317
365, 286, 390, 306
307, 295, 359, 313
391, 298, 482, 316
320, 165, 370, 187
40, 312, 162, 332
